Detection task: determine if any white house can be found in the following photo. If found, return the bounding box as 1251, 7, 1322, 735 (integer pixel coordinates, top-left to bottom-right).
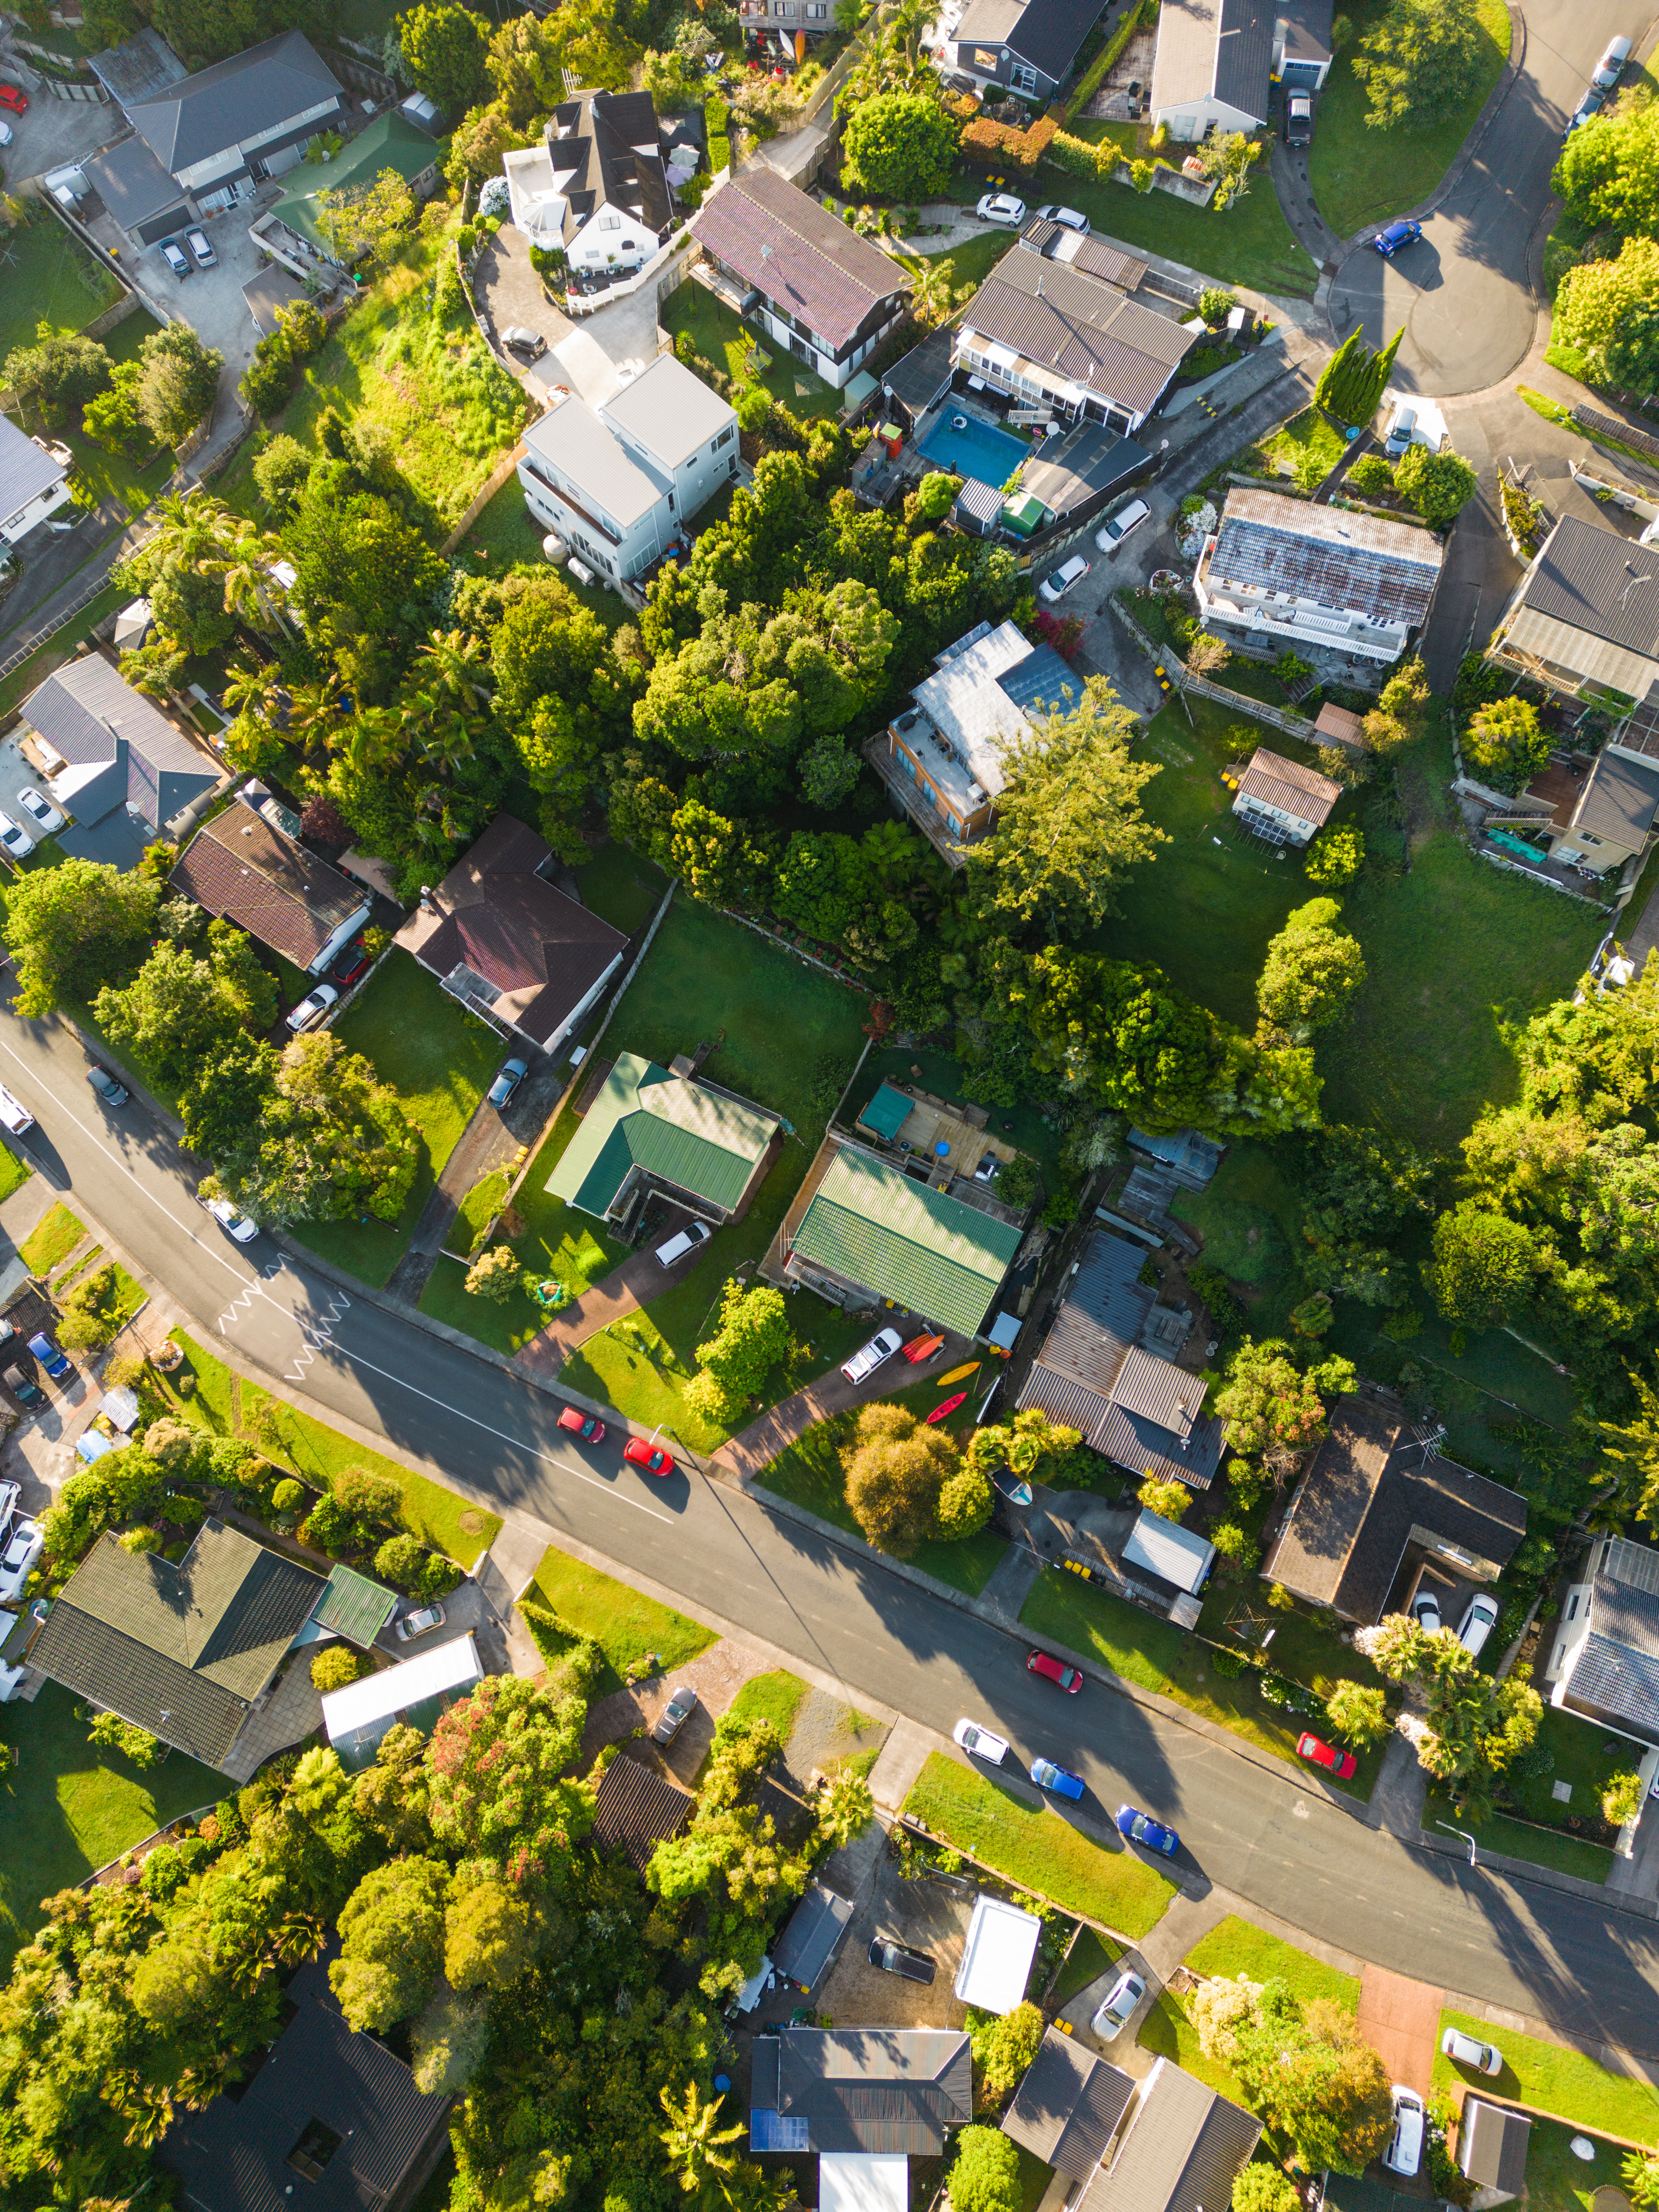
1547, 1536, 1659, 1754
503, 87, 673, 278
1150, 0, 1331, 138
1194, 488, 1443, 665
0, 415, 74, 547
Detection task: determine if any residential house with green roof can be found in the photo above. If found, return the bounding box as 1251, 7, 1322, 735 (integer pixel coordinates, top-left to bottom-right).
549, 1052, 781, 1229
251, 112, 443, 277
786, 1142, 1023, 1339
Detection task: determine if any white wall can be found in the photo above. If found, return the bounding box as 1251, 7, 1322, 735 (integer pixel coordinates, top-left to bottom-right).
518, 462, 667, 581
1153, 95, 1264, 139
0, 473, 72, 546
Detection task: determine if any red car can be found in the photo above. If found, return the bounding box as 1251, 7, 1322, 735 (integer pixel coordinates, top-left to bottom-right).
624, 1436, 675, 1478
1028, 1649, 1083, 1694
557, 1404, 606, 1443
331, 935, 371, 986
1296, 1733, 1357, 1780
0, 85, 27, 113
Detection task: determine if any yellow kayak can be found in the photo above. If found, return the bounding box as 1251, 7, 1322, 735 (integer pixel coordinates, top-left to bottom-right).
938, 1361, 981, 1386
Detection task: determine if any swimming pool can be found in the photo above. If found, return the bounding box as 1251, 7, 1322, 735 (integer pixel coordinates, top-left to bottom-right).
917, 410, 1030, 488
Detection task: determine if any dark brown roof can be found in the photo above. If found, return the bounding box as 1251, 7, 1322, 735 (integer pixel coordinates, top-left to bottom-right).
1458, 2101, 1531, 2193
171, 807, 365, 967
1003, 2028, 1135, 2177
691, 170, 909, 353
1235, 746, 1343, 827
591, 1749, 693, 1872
961, 254, 1194, 417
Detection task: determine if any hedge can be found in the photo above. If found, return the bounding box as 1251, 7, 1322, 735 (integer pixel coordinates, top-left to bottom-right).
960, 110, 1059, 173
1046, 129, 1110, 181
1065, 0, 1146, 119
706, 94, 730, 177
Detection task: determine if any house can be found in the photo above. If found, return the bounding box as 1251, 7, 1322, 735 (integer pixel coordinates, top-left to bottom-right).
321, 1634, 484, 1769
690, 168, 912, 390
943, 0, 1112, 104
784, 1141, 1024, 1339
749, 2027, 973, 2154
1003, 2029, 1137, 2177
83, 134, 194, 249
170, 800, 371, 976
396, 813, 629, 1054
1194, 489, 1443, 665
863, 618, 1079, 864
242, 259, 317, 338
17, 652, 221, 868
1018, 1231, 1226, 1490
1457, 2101, 1532, 2199
157, 1952, 452, 2212
955, 1894, 1041, 2012
1547, 1536, 1659, 1747
252, 112, 443, 274
591, 1750, 694, 1872
1486, 514, 1659, 715
502, 87, 673, 277
30, 1520, 329, 1771
955, 252, 1197, 436
124, 30, 348, 217
738, 0, 837, 61
517, 360, 740, 584
1006, 2045, 1261, 2212
1230, 745, 1342, 845
771, 1882, 856, 1993
1149, 0, 1331, 139
547, 1051, 781, 1231
1260, 1396, 1528, 1624
0, 413, 74, 546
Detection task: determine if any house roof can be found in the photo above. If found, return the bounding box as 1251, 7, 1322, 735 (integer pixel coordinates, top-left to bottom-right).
1024, 228, 1152, 292
171, 806, 366, 968
396, 812, 629, 1048
1235, 745, 1343, 828
158, 1951, 449, 2212
961, 253, 1194, 417
820, 2154, 907, 2212
271, 113, 438, 252
0, 414, 68, 528
955, 1893, 1041, 2012
772, 1882, 856, 1991
790, 1146, 1023, 1338
911, 619, 1060, 802
84, 134, 190, 229
1208, 489, 1442, 628
1570, 746, 1659, 849
591, 1749, 695, 1872
21, 652, 218, 833
549, 1052, 779, 1219
752, 2028, 973, 2154
1002, 2028, 1135, 2178
1004, 0, 1110, 75
601, 354, 736, 470
88, 25, 186, 109
242, 261, 315, 337
955, 0, 1025, 47
691, 168, 909, 353
1458, 2101, 1531, 2194
129, 29, 343, 175
1077, 2058, 1261, 2212
1561, 1547, 1659, 1737
1313, 700, 1368, 749
524, 393, 668, 531
309, 1562, 397, 1648
31, 1521, 326, 1769
1515, 515, 1659, 663
1151, 0, 1274, 116
321, 1633, 484, 1745
538, 86, 672, 244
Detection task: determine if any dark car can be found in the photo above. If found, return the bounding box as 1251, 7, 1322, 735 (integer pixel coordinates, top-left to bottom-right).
86, 1064, 129, 1108
331, 936, 372, 988
27, 1332, 70, 1379
488, 1056, 529, 1110
1373, 218, 1423, 257
1116, 1803, 1180, 1856
867, 1937, 936, 1984
3, 1365, 40, 1405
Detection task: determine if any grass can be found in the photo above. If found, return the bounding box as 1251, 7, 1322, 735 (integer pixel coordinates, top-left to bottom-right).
1308, 0, 1511, 238
1431, 2008, 1659, 2142
0, 584, 129, 713
1439, 1804, 1614, 1882
1011, 2146, 1054, 2212
661, 281, 845, 420
531, 1542, 715, 1699
723, 1668, 809, 1741
1239, 405, 1347, 488
454, 475, 631, 633
1171, 1142, 1306, 1339
1517, 2117, 1630, 2211
754, 1371, 1007, 1598
907, 230, 1013, 294
1051, 1924, 1124, 2007
20, 1201, 86, 1277
444, 1169, 511, 1259
1070, 118, 1141, 155
1140, 1985, 1243, 2095
0, 1144, 29, 1208
0, 1681, 223, 1977
54, 308, 174, 522
904, 1751, 1177, 1938
0, 210, 123, 364
1185, 1914, 1361, 2010
161, 1329, 500, 1566
571, 841, 670, 937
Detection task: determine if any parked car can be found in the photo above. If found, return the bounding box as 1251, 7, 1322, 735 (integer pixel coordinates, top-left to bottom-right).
1384, 2087, 1425, 2176
1038, 554, 1090, 603
0, 810, 35, 859
653, 1682, 698, 1743
1593, 32, 1633, 84
0, 83, 29, 110
1458, 1590, 1499, 1660
488, 1056, 529, 1110
624, 1435, 675, 1477
1035, 202, 1088, 233
953, 1717, 1008, 1763
1284, 89, 1313, 145
16, 789, 64, 833
0, 1479, 18, 1536
1440, 2027, 1503, 2074
557, 1404, 607, 1443
1384, 400, 1418, 457
161, 239, 191, 278
86, 1064, 129, 1109
503, 325, 549, 359
331, 936, 373, 988
1028, 1649, 1083, 1694
0, 1086, 34, 1135
1411, 1587, 1442, 1634
1029, 1756, 1085, 1800
841, 1325, 904, 1385
394, 1602, 447, 1643
1116, 1803, 1180, 1855
1296, 1732, 1357, 1779
204, 1193, 259, 1242
1091, 1967, 1147, 2040
2, 1367, 40, 1407
1096, 498, 1150, 552
1567, 85, 1606, 132
1373, 218, 1423, 256
868, 1936, 937, 1982
184, 225, 216, 267
27, 1331, 70, 1379
285, 983, 338, 1031
976, 192, 1026, 225
655, 1221, 712, 1267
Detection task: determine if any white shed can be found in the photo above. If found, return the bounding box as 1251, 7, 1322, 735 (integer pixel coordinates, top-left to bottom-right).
1123, 1509, 1216, 1595
320, 1632, 483, 1768
953, 1894, 1041, 2013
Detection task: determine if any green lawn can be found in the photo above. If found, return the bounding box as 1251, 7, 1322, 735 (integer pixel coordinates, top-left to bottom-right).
568, 840, 669, 938
55, 307, 173, 522
531, 1542, 715, 1698
1011, 2146, 1055, 2212
0, 210, 123, 363
1515, 2117, 1630, 2212
20, 1201, 86, 1277
1070, 118, 1141, 155
0, 1144, 29, 1209
1438, 1804, 1614, 1882
723, 1668, 809, 1740
909, 230, 1013, 295
1502, 1702, 1634, 1834
1140, 1985, 1243, 2095
1051, 1924, 1124, 2007
0, 1681, 222, 1977
0, 584, 129, 713
1238, 404, 1348, 487
453, 475, 631, 632
902, 1751, 1177, 1938
1171, 1142, 1306, 1340
1186, 1914, 1361, 2010
661, 280, 844, 420
444, 1168, 511, 1258
1431, 2009, 1659, 2141
1308, 0, 1511, 238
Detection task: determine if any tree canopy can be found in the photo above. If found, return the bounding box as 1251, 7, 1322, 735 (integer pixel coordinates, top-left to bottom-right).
840, 92, 960, 200
1351, 0, 1486, 131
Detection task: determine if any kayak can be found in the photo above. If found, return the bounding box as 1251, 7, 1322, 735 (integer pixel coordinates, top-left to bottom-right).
902, 1332, 945, 1364
926, 1393, 967, 1424
938, 1361, 981, 1386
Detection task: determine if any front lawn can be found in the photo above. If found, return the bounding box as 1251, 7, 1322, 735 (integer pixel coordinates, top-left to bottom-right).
1514, 2117, 1629, 2212
0, 1144, 28, 1208
1436, 1803, 1613, 1882
723, 1668, 809, 1739
1237, 405, 1347, 488
1431, 2009, 1659, 2141
1308, 0, 1511, 239
661, 280, 844, 420
20, 1201, 84, 1277
910, 230, 1013, 295
531, 1542, 715, 1698
1185, 1913, 1360, 2010
902, 1751, 1177, 1938
0, 208, 123, 363
1051, 1924, 1124, 2007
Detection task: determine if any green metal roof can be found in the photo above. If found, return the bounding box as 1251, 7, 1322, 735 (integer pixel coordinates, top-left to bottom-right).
857, 1084, 912, 1142
1003, 493, 1046, 537
549, 1052, 780, 1220
791, 1148, 1022, 1338
312, 1562, 397, 1647
273, 114, 440, 254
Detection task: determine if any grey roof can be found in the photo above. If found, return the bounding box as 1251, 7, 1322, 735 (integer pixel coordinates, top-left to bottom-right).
955, 478, 1006, 528
83, 135, 190, 230
1563, 1572, 1659, 1737
1458, 2102, 1531, 2193
1215, 0, 1277, 109
601, 356, 735, 470
592, 1749, 694, 1872
1005, 0, 1110, 75
129, 30, 343, 175
883, 325, 957, 421
961, 254, 1194, 417
1151, 0, 1235, 112
954, 0, 1025, 47
159, 1951, 450, 2212
1021, 421, 1152, 521
1002, 2029, 1135, 2177
1063, 236, 1153, 291
772, 1881, 855, 1989
20, 651, 219, 832
542, 86, 672, 242
524, 393, 668, 529
692, 168, 909, 354
1209, 490, 1442, 628
754, 2029, 973, 2155
88, 26, 187, 109
1516, 515, 1659, 660
1571, 746, 1659, 848
1078, 2059, 1261, 2212
243, 261, 315, 337
998, 641, 1081, 716
0, 414, 68, 528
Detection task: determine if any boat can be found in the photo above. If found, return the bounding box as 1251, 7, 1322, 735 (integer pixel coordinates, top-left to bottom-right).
926, 1393, 967, 1424
902, 1331, 945, 1364
992, 1470, 1034, 1506
938, 1361, 981, 1386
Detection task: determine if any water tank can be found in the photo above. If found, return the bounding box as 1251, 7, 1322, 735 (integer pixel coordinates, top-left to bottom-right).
541, 534, 569, 565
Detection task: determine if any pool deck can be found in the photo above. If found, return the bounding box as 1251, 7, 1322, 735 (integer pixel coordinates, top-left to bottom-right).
916, 399, 1032, 487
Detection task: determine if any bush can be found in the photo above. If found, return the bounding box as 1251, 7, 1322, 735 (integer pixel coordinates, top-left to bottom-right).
143, 1417, 201, 1471
1305, 825, 1365, 887
1137, 1475, 1189, 1521
969, 2002, 1045, 2107
312, 1644, 366, 1692
271, 1477, 306, 1514
1324, 1678, 1391, 1750
950, 2126, 1023, 2212
376, 1532, 429, 1591
140, 1843, 186, 1902
1604, 1770, 1644, 1826
465, 1245, 522, 1301
1346, 454, 1393, 496
1210, 1520, 1261, 1572
1212, 1646, 1250, 1679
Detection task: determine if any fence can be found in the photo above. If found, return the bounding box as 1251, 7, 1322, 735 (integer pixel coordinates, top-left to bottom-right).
439, 441, 525, 556
320, 43, 400, 101
1111, 596, 1325, 741
0, 565, 121, 689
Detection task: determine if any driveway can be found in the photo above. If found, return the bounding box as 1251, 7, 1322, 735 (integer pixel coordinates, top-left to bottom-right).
473, 225, 625, 409
82, 192, 272, 374
0, 76, 125, 179
0, 735, 68, 854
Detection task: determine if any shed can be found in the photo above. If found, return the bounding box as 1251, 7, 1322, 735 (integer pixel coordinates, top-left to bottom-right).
1002, 492, 1046, 537
591, 1749, 695, 1872
842, 370, 880, 418
820, 2154, 908, 2212
1458, 2100, 1532, 2195
1123, 1510, 1215, 1595
1314, 701, 1368, 752
953, 1894, 1041, 2013
773, 1880, 855, 1991
857, 1084, 913, 1142
321, 1633, 483, 1769
954, 479, 1006, 537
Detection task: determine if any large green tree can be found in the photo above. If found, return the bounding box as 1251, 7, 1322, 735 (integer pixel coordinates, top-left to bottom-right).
426, 1674, 594, 1885
1464, 696, 1550, 792
1256, 898, 1367, 1041
1423, 1202, 1543, 1330
1214, 1337, 1356, 1479
2, 858, 160, 1016
134, 321, 223, 445
686, 1280, 792, 1425
841, 1401, 964, 1557
1553, 238, 1659, 392
93, 922, 278, 1082
1, 325, 111, 426
1195, 1979, 1393, 2176
1351, 0, 1485, 131
397, 0, 489, 115
1553, 98, 1659, 241
1391, 442, 1479, 527
840, 93, 959, 200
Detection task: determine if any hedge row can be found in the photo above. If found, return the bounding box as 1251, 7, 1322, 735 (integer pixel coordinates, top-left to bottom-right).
1064, 0, 1147, 119
960, 109, 1059, 174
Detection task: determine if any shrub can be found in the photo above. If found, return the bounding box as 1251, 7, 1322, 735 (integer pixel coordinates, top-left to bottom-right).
969, 2002, 1045, 2107
140, 1843, 187, 1902
87, 1711, 161, 1767
312, 1644, 366, 1691
1305, 825, 1365, 887
950, 2126, 1023, 2212
375, 1532, 429, 1592
1199, 286, 1236, 326
1604, 1770, 1644, 1826
936, 1465, 993, 1539
1346, 453, 1393, 496
1210, 1520, 1262, 1572
465, 1245, 522, 1301
270, 1477, 306, 1514
1212, 1646, 1250, 1678
1137, 1475, 1189, 1521
143, 1417, 200, 1471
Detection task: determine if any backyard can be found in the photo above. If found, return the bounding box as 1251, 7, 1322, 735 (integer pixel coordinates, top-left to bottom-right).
0, 207, 123, 363
661, 280, 844, 421
452, 475, 631, 633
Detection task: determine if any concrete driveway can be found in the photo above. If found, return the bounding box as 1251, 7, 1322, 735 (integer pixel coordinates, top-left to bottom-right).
82, 194, 271, 374
474, 225, 626, 408
0, 734, 69, 850
0, 78, 124, 180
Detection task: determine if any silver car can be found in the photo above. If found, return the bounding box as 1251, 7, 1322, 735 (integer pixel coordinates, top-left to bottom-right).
184, 225, 216, 267
161, 239, 190, 278
653, 1683, 698, 1744
0, 811, 35, 860
1092, 1967, 1146, 2040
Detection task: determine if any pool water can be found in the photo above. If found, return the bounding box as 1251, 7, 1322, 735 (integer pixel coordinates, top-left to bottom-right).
917, 410, 1031, 488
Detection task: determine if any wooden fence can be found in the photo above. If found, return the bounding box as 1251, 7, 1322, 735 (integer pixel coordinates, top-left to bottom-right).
439, 442, 525, 556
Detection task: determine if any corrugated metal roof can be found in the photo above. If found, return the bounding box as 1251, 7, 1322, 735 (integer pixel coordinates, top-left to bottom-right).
550, 1051, 779, 1217
311, 1562, 397, 1647
1110, 1344, 1202, 1436
997, 641, 1080, 718
691, 169, 907, 353
961, 256, 1194, 417
0, 414, 68, 525
1515, 515, 1659, 662
1209, 489, 1442, 628
1051, 234, 1151, 291
1571, 746, 1659, 847
592, 1748, 694, 1871
1003, 2029, 1135, 2176
1459, 2102, 1531, 2193
790, 1147, 1022, 1337
21, 652, 218, 832
272, 113, 437, 250
771, 2027, 973, 2152
774, 1883, 856, 1988
1093, 1398, 1224, 1489
1079, 2061, 1260, 2212
1235, 746, 1343, 826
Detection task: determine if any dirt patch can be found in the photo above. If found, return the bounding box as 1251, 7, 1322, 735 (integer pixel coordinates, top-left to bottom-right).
815, 1849, 977, 2030
579, 1636, 774, 1784
778, 1685, 885, 1793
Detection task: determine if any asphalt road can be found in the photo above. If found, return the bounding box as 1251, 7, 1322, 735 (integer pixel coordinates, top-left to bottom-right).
5, 1001, 1659, 2051
1330, 0, 1631, 396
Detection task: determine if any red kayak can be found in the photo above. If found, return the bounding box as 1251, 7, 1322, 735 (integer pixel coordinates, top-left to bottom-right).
926, 1393, 967, 1424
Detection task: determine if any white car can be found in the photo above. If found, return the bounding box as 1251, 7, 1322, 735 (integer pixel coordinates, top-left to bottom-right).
161, 238, 191, 279
16, 789, 64, 833
1038, 554, 1090, 603
0, 120, 12, 148
976, 192, 1026, 227
0, 1517, 43, 1604
184, 225, 216, 267
1096, 498, 1151, 551
953, 1717, 1009, 1764
1036, 203, 1088, 233
1458, 1590, 1499, 1661
1593, 32, 1632, 85
0, 1477, 19, 1539
1411, 1588, 1441, 1634
204, 1194, 258, 1243
0, 1659, 24, 1704
0, 810, 35, 860
1091, 1967, 1147, 2040
1384, 2087, 1424, 2177
655, 1222, 712, 1267
0, 1085, 34, 1135
1440, 2027, 1502, 2075
285, 984, 338, 1031
840, 1325, 903, 1384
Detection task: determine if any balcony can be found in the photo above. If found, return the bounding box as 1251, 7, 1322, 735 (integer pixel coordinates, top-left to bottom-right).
861, 731, 989, 869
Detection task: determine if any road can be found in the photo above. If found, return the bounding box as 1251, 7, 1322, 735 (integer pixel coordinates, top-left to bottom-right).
5, 999, 1659, 2051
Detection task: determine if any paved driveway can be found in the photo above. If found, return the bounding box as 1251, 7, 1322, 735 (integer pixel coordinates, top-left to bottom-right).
0, 78, 123, 179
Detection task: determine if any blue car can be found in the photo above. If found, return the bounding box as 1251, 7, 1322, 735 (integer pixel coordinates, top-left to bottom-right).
487, 1056, 528, 1110
1117, 1803, 1180, 1857
1029, 1757, 1085, 1801
1373, 219, 1423, 257
27, 1331, 70, 1379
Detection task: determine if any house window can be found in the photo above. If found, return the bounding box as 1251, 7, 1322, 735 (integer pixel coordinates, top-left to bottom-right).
1011, 61, 1037, 91
776, 4, 796, 16
1567, 1594, 1579, 1620
598, 212, 620, 230
806, 5, 828, 18
973, 48, 999, 68
288, 2121, 343, 2184
716, 426, 734, 448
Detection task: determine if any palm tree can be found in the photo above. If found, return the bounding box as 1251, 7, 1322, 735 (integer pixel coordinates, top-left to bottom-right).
902, 254, 954, 329
343, 704, 407, 777
659, 2082, 746, 2208
888, 0, 935, 76
219, 518, 294, 635
285, 673, 346, 757
415, 626, 493, 716
222, 658, 283, 721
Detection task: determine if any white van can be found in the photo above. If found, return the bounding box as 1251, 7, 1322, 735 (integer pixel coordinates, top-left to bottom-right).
654, 1221, 712, 1267
1384, 2088, 1424, 2176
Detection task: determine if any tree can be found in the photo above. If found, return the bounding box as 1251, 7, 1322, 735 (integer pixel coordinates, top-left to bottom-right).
1324, 1679, 1391, 1750
842, 1401, 963, 1557
968, 675, 1168, 938
2, 325, 110, 425
950, 2128, 1022, 2212
1314, 326, 1402, 425
1464, 696, 1550, 792
426, 1674, 594, 1884
659, 2081, 746, 2207
311, 1645, 364, 1691
1553, 237, 1659, 392
330, 1857, 450, 2031
134, 320, 223, 445
841, 93, 958, 200
2, 857, 160, 1015
213, 1033, 420, 1229
1214, 1338, 1356, 1477
1352, 0, 1485, 131
1305, 826, 1364, 887
967, 1407, 1082, 1485
1391, 442, 1479, 528
1624, 2152, 1659, 2211
1257, 899, 1367, 1041
686, 1280, 791, 1423
1423, 1203, 1541, 1330
1138, 1476, 1190, 1521
970, 2002, 1045, 2106
1554, 99, 1659, 241
466, 1245, 523, 1301
413, 1984, 492, 2096
1604, 1769, 1645, 1826
398, 0, 489, 114
1232, 2170, 1303, 2212
936, 1462, 994, 1538
354, 1720, 433, 1853
1200, 1978, 1393, 2176
444, 1872, 533, 1992
375, 1531, 428, 1590
93, 922, 278, 1081
318, 168, 420, 267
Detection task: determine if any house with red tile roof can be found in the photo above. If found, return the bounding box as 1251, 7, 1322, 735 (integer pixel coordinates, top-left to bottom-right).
171, 798, 370, 973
